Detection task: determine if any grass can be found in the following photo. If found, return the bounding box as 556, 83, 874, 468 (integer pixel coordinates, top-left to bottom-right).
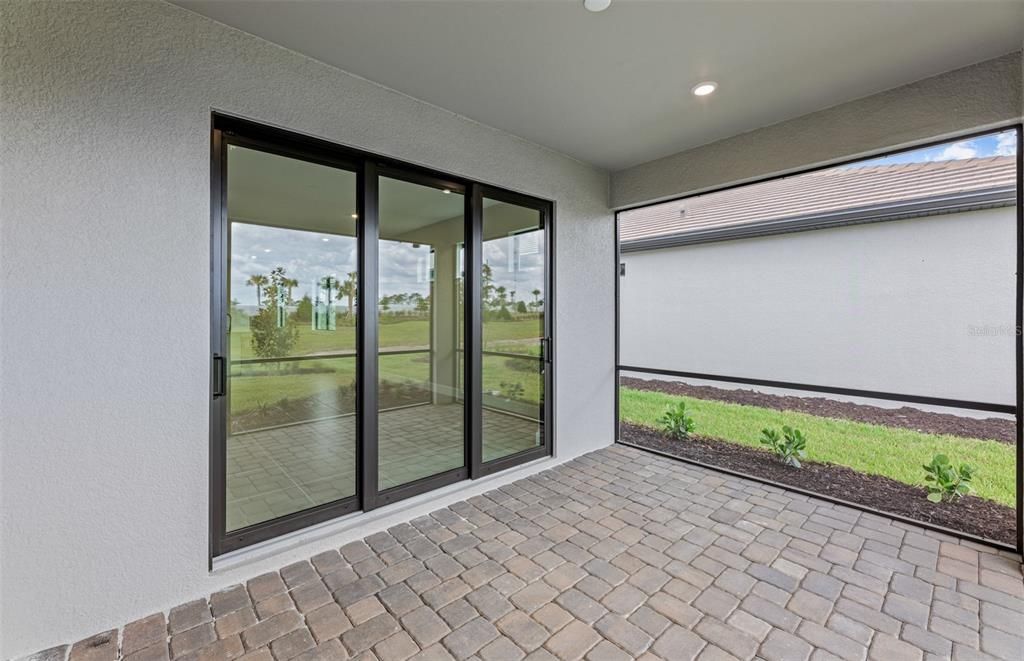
230, 317, 542, 359
228, 318, 545, 417
231, 354, 543, 414
619, 387, 1016, 507
229, 354, 430, 413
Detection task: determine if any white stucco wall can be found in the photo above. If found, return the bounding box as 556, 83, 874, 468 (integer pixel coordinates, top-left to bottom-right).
0, 1, 613, 656
620, 208, 1018, 405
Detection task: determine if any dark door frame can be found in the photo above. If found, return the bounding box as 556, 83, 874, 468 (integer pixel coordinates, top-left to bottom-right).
472, 185, 555, 478
366, 166, 470, 510
210, 114, 555, 558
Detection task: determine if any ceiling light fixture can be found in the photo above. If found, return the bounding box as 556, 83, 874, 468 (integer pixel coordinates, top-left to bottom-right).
583, 0, 611, 12
322, 238, 330, 242
351, 213, 358, 218
442, 189, 451, 194
692, 81, 717, 97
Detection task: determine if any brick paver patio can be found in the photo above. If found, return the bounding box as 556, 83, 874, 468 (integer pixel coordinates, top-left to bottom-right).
23, 444, 1024, 661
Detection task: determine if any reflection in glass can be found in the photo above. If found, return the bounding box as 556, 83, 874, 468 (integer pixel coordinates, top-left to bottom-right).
377, 177, 465, 490
482, 199, 545, 462
225, 145, 358, 531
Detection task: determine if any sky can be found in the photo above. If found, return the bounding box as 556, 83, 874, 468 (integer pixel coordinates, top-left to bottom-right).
851, 129, 1017, 167
230, 223, 544, 310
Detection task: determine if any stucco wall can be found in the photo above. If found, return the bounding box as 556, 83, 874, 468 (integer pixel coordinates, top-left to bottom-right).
611, 52, 1023, 209
620, 208, 1017, 405
0, 1, 612, 656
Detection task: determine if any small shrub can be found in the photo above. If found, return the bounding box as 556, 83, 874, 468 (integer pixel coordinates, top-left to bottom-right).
499, 381, 525, 400
923, 454, 974, 503
760, 426, 807, 468
659, 401, 695, 440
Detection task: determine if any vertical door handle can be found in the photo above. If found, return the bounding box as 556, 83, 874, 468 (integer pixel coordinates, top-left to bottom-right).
212, 354, 226, 398
540, 338, 552, 364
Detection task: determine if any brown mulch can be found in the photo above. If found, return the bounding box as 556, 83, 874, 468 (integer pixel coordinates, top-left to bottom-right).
621, 377, 1016, 443
620, 423, 1016, 545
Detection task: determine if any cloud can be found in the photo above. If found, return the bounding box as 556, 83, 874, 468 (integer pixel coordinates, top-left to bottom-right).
228, 222, 545, 309
933, 140, 978, 161
995, 132, 1016, 157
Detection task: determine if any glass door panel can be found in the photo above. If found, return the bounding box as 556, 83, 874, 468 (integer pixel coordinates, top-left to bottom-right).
377, 176, 465, 490
225, 145, 358, 532
481, 198, 546, 462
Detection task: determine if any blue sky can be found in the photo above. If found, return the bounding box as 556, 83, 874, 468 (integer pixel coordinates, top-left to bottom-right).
852, 129, 1017, 167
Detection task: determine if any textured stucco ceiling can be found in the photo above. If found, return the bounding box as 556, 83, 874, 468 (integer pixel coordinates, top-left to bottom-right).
175, 1, 1023, 171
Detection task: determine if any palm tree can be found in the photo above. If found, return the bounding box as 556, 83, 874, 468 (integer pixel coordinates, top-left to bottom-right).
531, 288, 542, 309
481, 263, 495, 309
246, 274, 268, 307
283, 278, 299, 304
337, 272, 357, 317
319, 275, 339, 301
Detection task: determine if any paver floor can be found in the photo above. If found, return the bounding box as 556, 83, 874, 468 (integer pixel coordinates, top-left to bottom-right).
25, 444, 1024, 661
228, 405, 539, 530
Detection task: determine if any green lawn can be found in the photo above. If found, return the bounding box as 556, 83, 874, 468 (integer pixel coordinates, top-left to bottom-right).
230, 318, 542, 360
228, 318, 545, 421
230, 354, 431, 413
620, 387, 1016, 507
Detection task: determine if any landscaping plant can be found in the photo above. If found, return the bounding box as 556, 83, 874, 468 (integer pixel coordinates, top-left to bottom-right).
659, 401, 696, 440
499, 381, 525, 401
923, 454, 974, 503
760, 426, 807, 468
619, 387, 1014, 507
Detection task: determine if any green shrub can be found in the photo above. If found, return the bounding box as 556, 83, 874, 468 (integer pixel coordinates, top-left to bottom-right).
760, 426, 807, 468
499, 381, 525, 401
923, 454, 974, 503
659, 401, 695, 440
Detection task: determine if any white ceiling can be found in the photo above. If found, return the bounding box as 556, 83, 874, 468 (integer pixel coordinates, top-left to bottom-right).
228, 145, 466, 238
227, 144, 518, 240
177, 0, 1024, 171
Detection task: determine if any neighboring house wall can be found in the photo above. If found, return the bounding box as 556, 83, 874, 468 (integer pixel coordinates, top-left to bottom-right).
0, 1, 612, 657
620, 207, 1017, 405
610, 52, 1023, 209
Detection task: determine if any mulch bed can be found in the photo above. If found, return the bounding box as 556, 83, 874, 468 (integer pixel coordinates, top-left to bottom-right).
621, 377, 1016, 443
620, 423, 1017, 545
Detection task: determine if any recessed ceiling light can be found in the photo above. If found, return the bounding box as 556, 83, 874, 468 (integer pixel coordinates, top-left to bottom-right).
263, 248, 271, 253
351, 213, 358, 218
692, 81, 717, 97
583, 0, 611, 12
322, 238, 330, 242
442, 189, 451, 194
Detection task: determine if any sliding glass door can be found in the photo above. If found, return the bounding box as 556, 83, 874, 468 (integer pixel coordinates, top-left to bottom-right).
215, 141, 361, 551
211, 116, 552, 555
479, 191, 551, 471
376, 174, 467, 494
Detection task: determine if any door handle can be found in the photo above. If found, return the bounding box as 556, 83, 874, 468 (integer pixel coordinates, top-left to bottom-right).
212, 354, 226, 399
540, 338, 552, 364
